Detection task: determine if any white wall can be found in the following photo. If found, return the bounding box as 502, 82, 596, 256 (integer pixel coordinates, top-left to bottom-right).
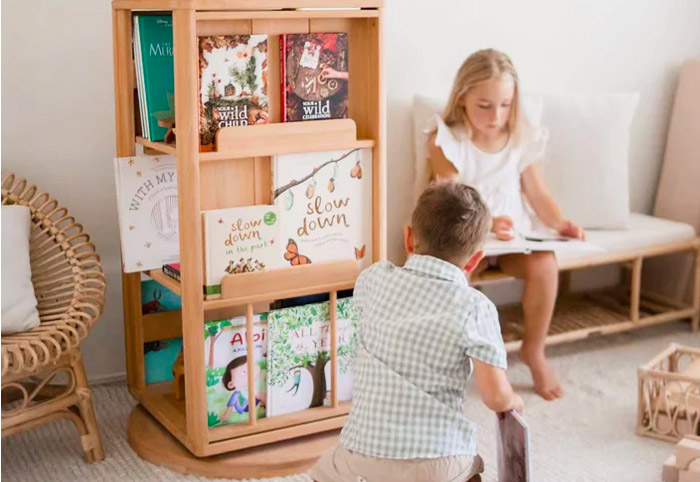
2, 0, 700, 381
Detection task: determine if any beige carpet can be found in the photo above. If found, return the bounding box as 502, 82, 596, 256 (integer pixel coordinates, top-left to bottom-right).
2, 321, 699, 482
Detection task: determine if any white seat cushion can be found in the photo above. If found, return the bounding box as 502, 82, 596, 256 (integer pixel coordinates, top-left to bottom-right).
556, 213, 697, 266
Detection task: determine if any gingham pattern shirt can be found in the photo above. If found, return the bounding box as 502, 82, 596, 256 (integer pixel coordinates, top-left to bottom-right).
340, 255, 507, 458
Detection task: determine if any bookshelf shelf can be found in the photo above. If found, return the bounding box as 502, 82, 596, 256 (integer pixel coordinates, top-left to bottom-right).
114, 0, 385, 475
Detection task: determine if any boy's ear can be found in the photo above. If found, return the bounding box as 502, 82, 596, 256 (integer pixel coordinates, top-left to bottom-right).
464, 250, 485, 273
404, 225, 416, 254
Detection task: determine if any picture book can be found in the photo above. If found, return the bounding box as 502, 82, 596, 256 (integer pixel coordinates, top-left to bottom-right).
484, 232, 604, 257
141, 278, 181, 314
198, 35, 269, 150
280, 33, 348, 122
266, 298, 359, 417
272, 148, 372, 270
205, 316, 267, 428
497, 410, 531, 482
144, 338, 182, 384
133, 15, 175, 141
202, 205, 282, 299
162, 262, 181, 282
114, 155, 179, 272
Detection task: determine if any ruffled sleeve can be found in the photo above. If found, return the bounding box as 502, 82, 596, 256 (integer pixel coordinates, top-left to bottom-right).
424, 114, 465, 174
519, 126, 549, 172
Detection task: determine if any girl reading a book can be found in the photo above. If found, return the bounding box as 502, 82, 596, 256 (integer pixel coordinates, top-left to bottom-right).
427, 49, 585, 400
220, 355, 264, 421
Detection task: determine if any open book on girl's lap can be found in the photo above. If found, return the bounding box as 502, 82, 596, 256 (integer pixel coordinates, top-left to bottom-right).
484, 232, 604, 257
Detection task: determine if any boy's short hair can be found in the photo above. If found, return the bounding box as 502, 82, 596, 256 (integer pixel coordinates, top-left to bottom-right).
412, 181, 491, 261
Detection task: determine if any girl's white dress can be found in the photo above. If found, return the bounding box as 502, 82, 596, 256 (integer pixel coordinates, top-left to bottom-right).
428, 115, 549, 234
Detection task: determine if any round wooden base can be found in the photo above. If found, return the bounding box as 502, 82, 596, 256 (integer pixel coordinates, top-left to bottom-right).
127, 404, 339, 479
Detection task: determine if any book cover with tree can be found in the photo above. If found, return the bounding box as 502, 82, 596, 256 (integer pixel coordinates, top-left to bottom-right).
281, 33, 348, 122
273, 148, 372, 270
204, 316, 267, 428
199, 35, 269, 150
266, 298, 358, 417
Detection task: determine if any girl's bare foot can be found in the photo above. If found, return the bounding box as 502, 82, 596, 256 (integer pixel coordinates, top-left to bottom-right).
519, 346, 563, 400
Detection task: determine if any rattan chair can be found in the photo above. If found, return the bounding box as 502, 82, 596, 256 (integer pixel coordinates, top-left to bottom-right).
1, 173, 105, 462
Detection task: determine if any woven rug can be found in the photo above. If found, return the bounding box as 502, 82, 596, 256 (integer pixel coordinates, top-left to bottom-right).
2, 321, 698, 482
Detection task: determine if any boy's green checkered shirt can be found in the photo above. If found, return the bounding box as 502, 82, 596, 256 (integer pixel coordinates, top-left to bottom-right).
339, 254, 507, 458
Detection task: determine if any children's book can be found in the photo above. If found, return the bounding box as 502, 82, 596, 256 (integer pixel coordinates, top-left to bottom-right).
205, 316, 267, 428
202, 205, 282, 299
114, 155, 179, 272
162, 262, 181, 282
484, 232, 604, 257
266, 298, 359, 417
141, 278, 181, 314
280, 33, 348, 122
272, 148, 372, 270
198, 35, 269, 150
497, 410, 531, 482
144, 338, 182, 384
133, 15, 175, 141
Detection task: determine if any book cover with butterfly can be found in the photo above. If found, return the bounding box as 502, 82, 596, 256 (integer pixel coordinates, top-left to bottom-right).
273, 148, 372, 270
199, 35, 269, 151
266, 298, 358, 417
113, 155, 179, 273
202, 205, 282, 299
280, 33, 348, 122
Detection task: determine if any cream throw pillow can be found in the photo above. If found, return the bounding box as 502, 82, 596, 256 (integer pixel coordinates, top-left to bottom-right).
1, 205, 41, 334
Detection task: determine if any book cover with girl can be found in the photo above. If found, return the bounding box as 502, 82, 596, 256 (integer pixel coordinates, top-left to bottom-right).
272, 148, 373, 270
204, 316, 267, 428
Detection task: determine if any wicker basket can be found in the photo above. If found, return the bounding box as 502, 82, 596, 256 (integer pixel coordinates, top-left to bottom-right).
638, 343, 700, 442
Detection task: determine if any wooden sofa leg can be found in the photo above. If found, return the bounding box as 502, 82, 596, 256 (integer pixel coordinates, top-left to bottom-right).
71, 352, 105, 462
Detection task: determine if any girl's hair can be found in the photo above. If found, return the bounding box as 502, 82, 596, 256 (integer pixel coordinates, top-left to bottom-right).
222, 355, 247, 390
442, 49, 531, 144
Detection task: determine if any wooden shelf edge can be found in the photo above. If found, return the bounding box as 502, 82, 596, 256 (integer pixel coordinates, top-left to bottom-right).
139, 382, 192, 451
136, 136, 177, 155
113, 0, 384, 11
196, 9, 379, 20
149, 269, 182, 296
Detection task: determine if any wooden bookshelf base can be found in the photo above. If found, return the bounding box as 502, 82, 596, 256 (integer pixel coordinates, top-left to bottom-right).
127, 404, 339, 479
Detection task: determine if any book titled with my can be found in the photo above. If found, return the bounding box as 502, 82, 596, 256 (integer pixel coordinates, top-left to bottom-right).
202, 205, 281, 299
280, 33, 348, 122
272, 148, 372, 270
114, 155, 179, 273
198, 34, 269, 150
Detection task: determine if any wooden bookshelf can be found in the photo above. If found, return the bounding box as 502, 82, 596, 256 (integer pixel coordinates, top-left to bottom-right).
112, 0, 385, 476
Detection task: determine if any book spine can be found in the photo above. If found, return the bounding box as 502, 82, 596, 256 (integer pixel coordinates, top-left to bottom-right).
280, 34, 287, 123
162, 264, 181, 282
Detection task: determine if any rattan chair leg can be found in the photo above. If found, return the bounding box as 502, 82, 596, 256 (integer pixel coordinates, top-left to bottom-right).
71, 353, 105, 462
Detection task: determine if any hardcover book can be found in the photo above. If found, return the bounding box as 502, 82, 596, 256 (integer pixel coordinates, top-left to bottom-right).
133, 15, 175, 141
141, 278, 181, 314
266, 298, 358, 417
205, 316, 267, 428
114, 155, 179, 273
272, 148, 372, 270
497, 410, 531, 482
281, 33, 348, 122
198, 35, 269, 150
162, 262, 181, 282
202, 205, 281, 299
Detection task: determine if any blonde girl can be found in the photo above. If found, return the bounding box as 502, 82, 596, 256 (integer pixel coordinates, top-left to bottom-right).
428, 49, 585, 400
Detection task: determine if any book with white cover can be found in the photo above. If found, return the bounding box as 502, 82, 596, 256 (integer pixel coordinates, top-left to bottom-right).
484, 232, 603, 257
114, 155, 179, 273
497, 410, 531, 482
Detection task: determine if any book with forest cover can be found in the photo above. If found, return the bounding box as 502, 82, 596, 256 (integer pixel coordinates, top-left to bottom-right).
266, 298, 358, 417
133, 15, 175, 141
272, 148, 372, 271
280, 33, 348, 122
205, 316, 268, 428
201, 205, 282, 299
198, 35, 269, 150
113, 155, 179, 273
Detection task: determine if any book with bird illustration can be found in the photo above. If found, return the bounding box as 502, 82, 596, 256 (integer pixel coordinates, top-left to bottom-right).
272, 148, 373, 270
201, 205, 282, 299
266, 298, 358, 417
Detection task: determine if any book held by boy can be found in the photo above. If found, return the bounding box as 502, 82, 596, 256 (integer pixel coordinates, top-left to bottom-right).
272, 148, 373, 270
114, 155, 179, 273
198, 34, 269, 150
497, 409, 531, 482
281, 33, 348, 122
202, 205, 281, 299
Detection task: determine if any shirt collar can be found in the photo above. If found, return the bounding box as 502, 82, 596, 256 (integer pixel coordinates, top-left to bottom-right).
403, 254, 468, 287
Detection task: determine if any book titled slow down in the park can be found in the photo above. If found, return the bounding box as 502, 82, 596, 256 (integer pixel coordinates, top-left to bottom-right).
266, 298, 359, 417
272, 148, 373, 271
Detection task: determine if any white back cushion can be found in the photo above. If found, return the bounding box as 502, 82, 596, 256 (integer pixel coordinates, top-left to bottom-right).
2, 205, 41, 334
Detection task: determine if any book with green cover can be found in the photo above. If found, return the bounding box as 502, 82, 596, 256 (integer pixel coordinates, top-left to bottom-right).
135, 15, 175, 142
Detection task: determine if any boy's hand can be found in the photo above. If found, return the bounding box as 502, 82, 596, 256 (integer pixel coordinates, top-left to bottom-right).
492, 216, 514, 240
510, 392, 524, 414
556, 219, 585, 240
